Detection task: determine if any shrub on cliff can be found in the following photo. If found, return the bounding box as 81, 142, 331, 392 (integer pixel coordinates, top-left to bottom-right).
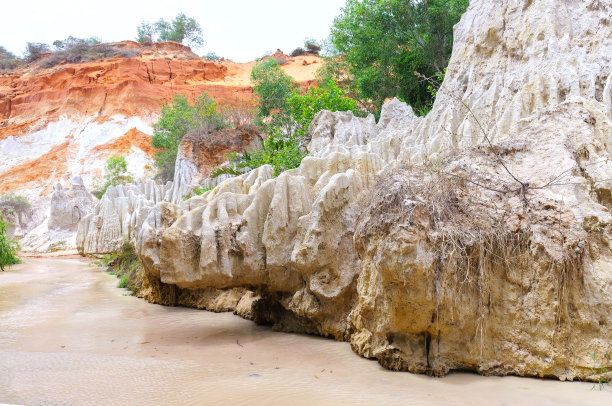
290, 47, 307, 57
304, 39, 321, 55
152, 92, 229, 181
225, 67, 359, 177
21, 37, 139, 69
136, 13, 204, 49
203, 52, 221, 61
94, 156, 134, 199
286, 79, 361, 138
44, 37, 139, 68
98, 241, 142, 294
24, 42, 51, 62
0, 46, 21, 72
0, 215, 20, 271
329, 0, 468, 116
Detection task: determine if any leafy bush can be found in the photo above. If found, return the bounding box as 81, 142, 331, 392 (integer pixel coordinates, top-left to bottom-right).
304, 39, 321, 55
94, 156, 134, 199
329, 0, 468, 116
228, 68, 360, 177
0, 46, 21, 72
137, 13, 204, 48
99, 242, 142, 294
0, 194, 30, 211
203, 52, 221, 61
290, 47, 307, 57
152, 92, 229, 181
227, 131, 307, 177
24, 42, 51, 62
0, 215, 20, 271
182, 186, 213, 201
136, 22, 155, 45
23, 37, 139, 69
52, 36, 100, 50
287, 79, 362, 137
43, 42, 138, 69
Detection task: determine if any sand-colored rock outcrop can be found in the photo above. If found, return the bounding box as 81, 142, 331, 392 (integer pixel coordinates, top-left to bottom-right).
170, 125, 262, 203
13, 176, 96, 251
77, 180, 170, 254
76, 0, 612, 380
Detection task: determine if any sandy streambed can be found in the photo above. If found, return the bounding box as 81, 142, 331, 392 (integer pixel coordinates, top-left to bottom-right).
0, 258, 609, 405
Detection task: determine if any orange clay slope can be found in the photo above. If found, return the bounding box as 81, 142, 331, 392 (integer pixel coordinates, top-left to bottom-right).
0, 42, 321, 194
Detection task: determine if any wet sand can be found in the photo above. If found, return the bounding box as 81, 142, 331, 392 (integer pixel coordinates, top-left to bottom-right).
0, 258, 609, 406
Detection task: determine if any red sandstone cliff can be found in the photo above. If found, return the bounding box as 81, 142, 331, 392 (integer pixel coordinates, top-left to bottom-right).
0, 41, 320, 195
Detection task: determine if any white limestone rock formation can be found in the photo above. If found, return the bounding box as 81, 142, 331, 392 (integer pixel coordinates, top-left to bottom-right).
15, 176, 96, 252
76, 180, 171, 254
48, 176, 96, 232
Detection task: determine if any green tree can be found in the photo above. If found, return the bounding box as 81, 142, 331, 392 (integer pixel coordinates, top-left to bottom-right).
329, 0, 468, 116
137, 13, 204, 48
250, 58, 296, 133
136, 22, 155, 44
152, 92, 228, 181
228, 68, 361, 177
0, 215, 19, 271
24, 42, 51, 62
95, 156, 134, 198
0, 46, 21, 71
287, 79, 361, 137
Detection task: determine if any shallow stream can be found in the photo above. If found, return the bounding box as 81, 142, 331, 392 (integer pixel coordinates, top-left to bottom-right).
0, 258, 609, 405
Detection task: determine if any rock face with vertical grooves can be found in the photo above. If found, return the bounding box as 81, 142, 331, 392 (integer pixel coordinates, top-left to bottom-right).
77, 0, 612, 380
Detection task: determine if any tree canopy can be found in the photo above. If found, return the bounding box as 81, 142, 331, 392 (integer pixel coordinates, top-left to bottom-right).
329, 0, 468, 115
137, 13, 204, 48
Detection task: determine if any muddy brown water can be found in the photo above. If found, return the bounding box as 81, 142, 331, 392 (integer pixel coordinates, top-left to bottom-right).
0, 258, 609, 406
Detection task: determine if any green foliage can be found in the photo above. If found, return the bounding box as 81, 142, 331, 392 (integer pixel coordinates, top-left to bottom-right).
24, 42, 51, 62
236, 60, 361, 177
118, 275, 128, 288
329, 0, 468, 116
0, 193, 30, 210
228, 131, 307, 177
414, 69, 446, 116
304, 38, 321, 55
21, 37, 138, 69
203, 52, 221, 61
98, 242, 142, 294
290, 47, 307, 57
0, 46, 21, 72
291, 39, 322, 57
0, 215, 20, 271
152, 92, 229, 181
95, 156, 133, 199
182, 186, 213, 201
137, 13, 204, 48
210, 165, 243, 179
286, 79, 362, 137
52, 36, 100, 50
588, 345, 611, 390
136, 22, 155, 44
250, 58, 296, 132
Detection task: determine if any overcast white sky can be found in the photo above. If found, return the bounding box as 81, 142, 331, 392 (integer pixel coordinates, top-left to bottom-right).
1, 0, 346, 62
